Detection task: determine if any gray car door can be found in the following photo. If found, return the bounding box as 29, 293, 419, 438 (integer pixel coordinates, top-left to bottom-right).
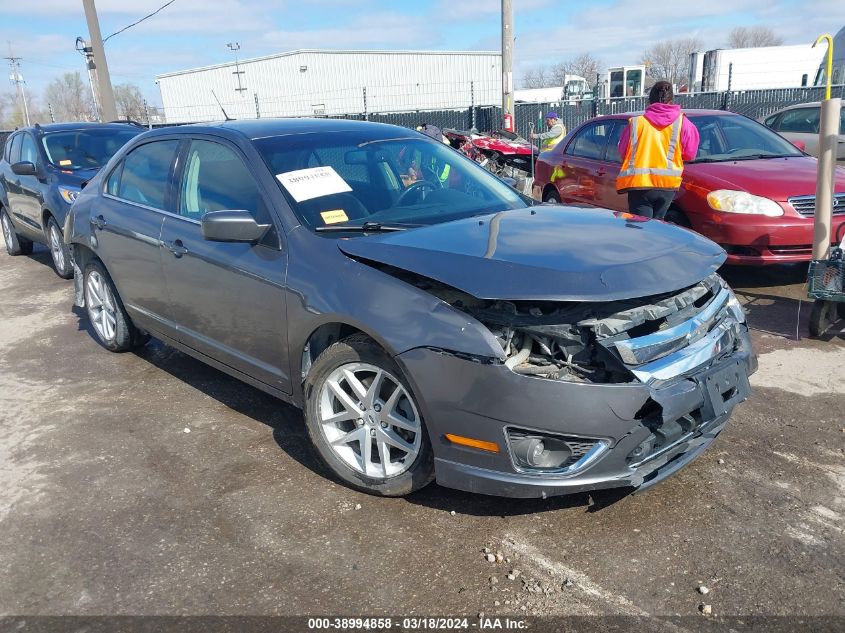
158, 138, 290, 393
93, 139, 180, 333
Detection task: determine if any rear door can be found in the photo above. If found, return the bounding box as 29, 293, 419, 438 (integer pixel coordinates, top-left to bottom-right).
93, 139, 180, 331
560, 120, 616, 206
159, 137, 290, 393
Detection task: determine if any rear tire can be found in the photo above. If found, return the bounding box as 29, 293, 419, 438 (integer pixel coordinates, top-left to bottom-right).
1, 208, 34, 256
46, 216, 73, 279
303, 334, 434, 496
83, 259, 147, 352
543, 188, 561, 203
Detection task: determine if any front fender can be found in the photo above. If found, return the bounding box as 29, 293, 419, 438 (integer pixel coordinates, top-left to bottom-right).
285, 227, 505, 389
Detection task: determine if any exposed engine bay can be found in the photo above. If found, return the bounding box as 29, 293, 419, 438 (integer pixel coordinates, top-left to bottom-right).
368, 262, 739, 385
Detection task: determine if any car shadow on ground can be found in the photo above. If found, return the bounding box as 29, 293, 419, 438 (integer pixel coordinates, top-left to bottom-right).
66, 320, 634, 516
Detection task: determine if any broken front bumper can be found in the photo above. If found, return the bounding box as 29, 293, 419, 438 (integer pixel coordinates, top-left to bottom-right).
396, 326, 755, 499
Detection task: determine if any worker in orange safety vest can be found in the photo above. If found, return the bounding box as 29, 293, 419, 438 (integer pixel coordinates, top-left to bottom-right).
615, 81, 699, 219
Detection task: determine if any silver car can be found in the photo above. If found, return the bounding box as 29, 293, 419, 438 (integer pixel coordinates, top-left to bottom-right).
763, 102, 845, 161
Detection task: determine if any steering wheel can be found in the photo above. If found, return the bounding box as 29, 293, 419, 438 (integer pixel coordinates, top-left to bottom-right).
396, 180, 437, 206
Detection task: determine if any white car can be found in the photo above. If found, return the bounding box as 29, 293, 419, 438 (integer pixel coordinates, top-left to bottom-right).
763, 101, 845, 161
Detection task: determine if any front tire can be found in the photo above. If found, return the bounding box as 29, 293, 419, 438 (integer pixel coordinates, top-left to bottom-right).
83, 259, 147, 352
809, 299, 842, 337
665, 207, 692, 229
1, 208, 34, 256
46, 216, 73, 279
304, 335, 434, 496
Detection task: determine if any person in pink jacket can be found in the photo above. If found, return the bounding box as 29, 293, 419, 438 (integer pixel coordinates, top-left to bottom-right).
616, 81, 700, 219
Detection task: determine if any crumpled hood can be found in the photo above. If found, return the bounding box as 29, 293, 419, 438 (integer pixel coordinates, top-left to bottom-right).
338, 207, 725, 302
644, 103, 682, 129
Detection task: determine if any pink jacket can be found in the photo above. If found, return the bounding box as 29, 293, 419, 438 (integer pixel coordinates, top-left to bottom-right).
617, 103, 700, 162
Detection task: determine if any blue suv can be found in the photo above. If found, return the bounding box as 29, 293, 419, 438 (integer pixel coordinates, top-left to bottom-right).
0, 122, 142, 277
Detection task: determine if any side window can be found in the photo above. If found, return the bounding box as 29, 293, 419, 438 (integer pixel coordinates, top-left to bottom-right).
115, 140, 179, 210
19, 134, 39, 164
840, 108, 845, 135
568, 122, 613, 160
764, 114, 780, 129
106, 162, 123, 197
179, 140, 267, 223
7, 134, 21, 164
605, 122, 627, 163
777, 108, 820, 134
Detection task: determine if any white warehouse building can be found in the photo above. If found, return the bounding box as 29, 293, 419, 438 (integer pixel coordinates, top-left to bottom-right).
155, 49, 502, 123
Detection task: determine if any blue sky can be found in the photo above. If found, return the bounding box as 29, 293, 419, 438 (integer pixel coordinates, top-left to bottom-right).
2, 0, 843, 107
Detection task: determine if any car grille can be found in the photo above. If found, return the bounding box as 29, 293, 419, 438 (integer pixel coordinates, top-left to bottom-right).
788, 193, 845, 216
586, 275, 746, 385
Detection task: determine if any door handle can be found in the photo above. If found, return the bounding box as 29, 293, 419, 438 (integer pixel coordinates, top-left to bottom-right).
90, 214, 106, 230
165, 239, 189, 257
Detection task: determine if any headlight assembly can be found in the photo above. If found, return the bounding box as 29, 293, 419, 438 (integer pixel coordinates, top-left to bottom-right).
58, 186, 81, 204
706, 190, 783, 217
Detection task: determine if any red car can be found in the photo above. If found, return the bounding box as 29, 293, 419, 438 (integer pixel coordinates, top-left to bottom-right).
533, 110, 845, 265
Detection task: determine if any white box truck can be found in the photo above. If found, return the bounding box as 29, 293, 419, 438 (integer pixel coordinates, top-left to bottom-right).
700, 44, 826, 91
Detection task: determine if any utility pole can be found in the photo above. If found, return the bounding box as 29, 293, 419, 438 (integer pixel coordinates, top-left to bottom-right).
501, 0, 514, 132
82, 0, 117, 121
5, 45, 31, 126
76, 37, 102, 120
228, 42, 247, 94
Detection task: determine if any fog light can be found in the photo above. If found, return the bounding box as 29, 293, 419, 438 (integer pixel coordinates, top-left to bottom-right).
510, 435, 572, 470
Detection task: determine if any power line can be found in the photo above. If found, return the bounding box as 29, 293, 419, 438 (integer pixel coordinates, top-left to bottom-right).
103, 0, 177, 44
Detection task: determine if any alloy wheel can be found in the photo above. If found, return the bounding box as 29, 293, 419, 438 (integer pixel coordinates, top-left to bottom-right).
85, 270, 118, 342
1, 213, 13, 250
49, 223, 65, 272
318, 362, 422, 479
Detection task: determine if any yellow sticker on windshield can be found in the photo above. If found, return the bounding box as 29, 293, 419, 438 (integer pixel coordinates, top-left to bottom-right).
320, 209, 349, 224
59, 159, 72, 166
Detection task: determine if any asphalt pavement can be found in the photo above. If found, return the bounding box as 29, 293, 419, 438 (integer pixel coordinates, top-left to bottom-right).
0, 246, 843, 627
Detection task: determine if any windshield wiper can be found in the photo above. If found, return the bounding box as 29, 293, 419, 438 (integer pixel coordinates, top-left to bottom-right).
315, 221, 419, 233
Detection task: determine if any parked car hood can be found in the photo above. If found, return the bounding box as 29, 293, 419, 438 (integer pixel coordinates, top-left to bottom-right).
56, 167, 100, 189
338, 207, 725, 302
687, 157, 845, 201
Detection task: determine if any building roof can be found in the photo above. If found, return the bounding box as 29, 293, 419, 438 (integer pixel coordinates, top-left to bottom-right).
156, 48, 500, 80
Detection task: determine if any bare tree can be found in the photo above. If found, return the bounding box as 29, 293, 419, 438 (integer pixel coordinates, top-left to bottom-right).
727, 26, 783, 48
641, 37, 703, 86
551, 53, 603, 87
520, 66, 552, 89
114, 83, 147, 122
0, 91, 45, 127
44, 72, 94, 122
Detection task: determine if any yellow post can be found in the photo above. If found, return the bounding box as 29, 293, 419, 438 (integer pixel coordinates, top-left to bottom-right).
811, 34, 839, 261
813, 34, 834, 100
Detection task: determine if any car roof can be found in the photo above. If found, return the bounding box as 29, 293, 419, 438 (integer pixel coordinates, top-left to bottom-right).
18, 121, 144, 135
141, 117, 420, 142
774, 102, 822, 111
594, 109, 738, 120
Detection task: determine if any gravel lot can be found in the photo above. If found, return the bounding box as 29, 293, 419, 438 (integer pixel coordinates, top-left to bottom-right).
0, 246, 843, 625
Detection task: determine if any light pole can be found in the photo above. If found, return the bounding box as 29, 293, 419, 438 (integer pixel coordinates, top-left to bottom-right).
228, 42, 247, 95
501, 0, 514, 132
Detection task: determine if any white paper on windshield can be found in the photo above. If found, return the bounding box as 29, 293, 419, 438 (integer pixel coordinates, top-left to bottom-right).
276, 166, 352, 202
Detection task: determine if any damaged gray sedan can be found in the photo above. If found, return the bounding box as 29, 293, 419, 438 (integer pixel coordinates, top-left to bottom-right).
64, 119, 756, 498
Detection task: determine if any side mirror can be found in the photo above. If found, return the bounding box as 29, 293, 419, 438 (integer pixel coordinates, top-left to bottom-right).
201, 210, 270, 243
791, 140, 807, 152
11, 161, 37, 176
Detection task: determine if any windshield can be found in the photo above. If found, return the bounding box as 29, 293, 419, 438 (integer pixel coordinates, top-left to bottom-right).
689, 114, 803, 163
41, 128, 141, 170
254, 131, 528, 233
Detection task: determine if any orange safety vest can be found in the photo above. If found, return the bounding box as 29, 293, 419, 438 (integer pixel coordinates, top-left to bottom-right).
616, 114, 684, 192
